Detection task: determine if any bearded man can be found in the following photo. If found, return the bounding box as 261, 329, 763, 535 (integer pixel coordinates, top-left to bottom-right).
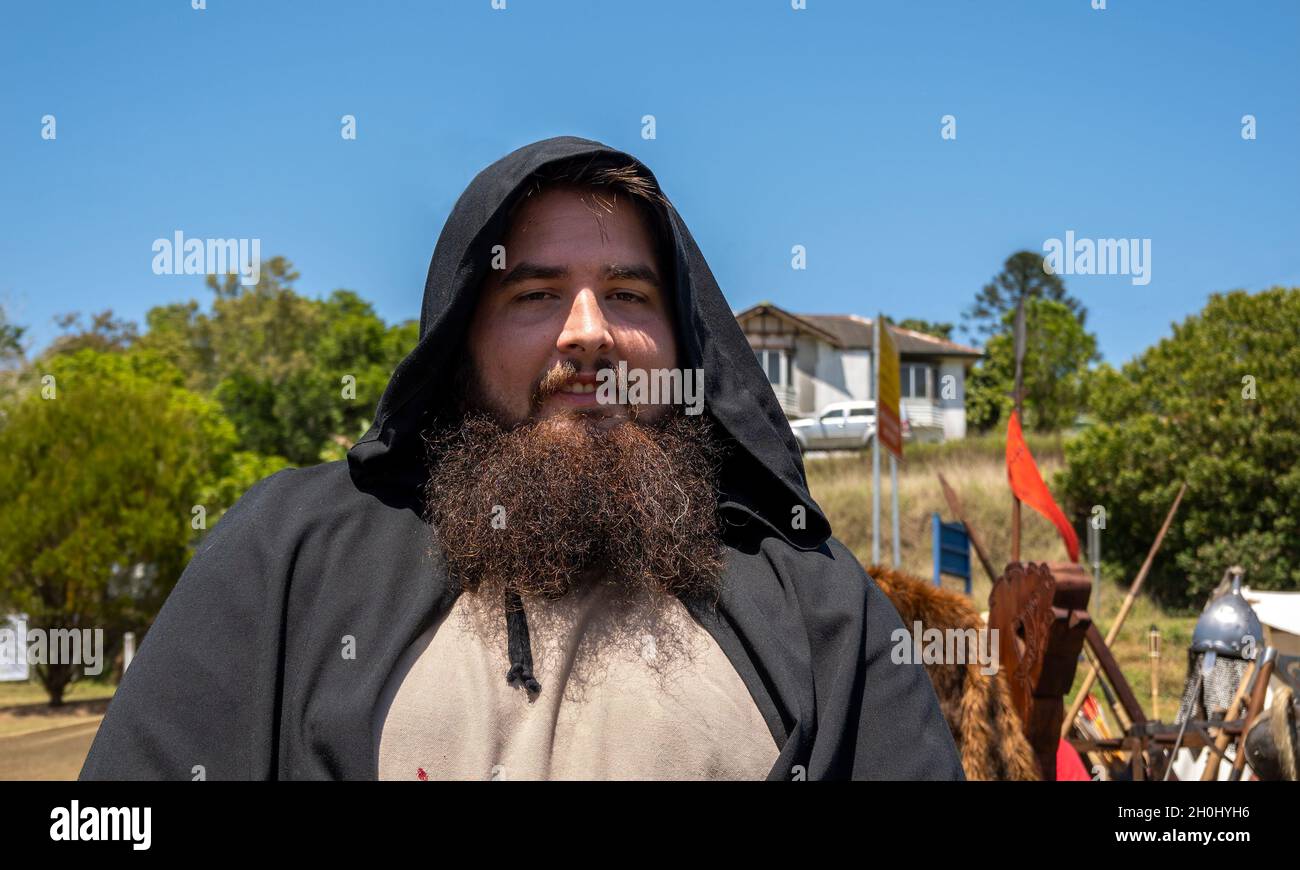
80, 137, 963, 781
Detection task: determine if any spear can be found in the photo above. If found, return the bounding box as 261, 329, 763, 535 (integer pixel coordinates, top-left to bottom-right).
1010, 297, 1025, 562
937, 472, 998, 583
1149, 624, 1161, 721
1228, 648, 1277, 781
1061, 483, 1187, 738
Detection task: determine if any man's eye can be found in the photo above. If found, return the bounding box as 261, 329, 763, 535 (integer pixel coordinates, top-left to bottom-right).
610, 290, 645, 303
517, 290, 554, 302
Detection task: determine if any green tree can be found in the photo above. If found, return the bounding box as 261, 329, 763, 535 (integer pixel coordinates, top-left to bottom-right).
0, 349, 276, 704
965, 297, 1099, 432
963, 250, 1087, 340
0, 305, 27, 416
138, 257, 417, 465
0, 303, 25, 365
44, 310, 139, 357
1059, 288, 1300, 608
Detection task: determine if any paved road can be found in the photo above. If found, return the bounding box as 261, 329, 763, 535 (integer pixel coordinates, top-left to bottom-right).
0, 718, 101, 780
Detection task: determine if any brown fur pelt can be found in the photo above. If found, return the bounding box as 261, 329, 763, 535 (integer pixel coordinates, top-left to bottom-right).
1272, 686, 1299, 781
867, 564, 1040, 781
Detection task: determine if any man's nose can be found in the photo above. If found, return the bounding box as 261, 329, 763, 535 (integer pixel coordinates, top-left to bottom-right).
556, 289, 613, 361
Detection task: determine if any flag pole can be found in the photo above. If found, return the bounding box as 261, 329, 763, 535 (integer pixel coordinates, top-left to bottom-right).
891, 454, 900, 566
872, 317, 881, 565
1010, 298, 1025, 562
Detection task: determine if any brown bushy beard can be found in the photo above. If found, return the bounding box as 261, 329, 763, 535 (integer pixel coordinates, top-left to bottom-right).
422, 408, 727, 606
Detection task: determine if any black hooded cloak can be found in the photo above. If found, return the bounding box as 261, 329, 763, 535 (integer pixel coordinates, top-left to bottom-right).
80, 136, 964, 781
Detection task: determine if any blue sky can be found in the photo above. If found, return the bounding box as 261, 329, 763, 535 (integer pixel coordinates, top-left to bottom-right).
2, 0, 1296, 364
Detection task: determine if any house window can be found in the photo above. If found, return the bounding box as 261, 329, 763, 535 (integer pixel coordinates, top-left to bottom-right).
901, 363, 934, 399
754, 349, 787, 387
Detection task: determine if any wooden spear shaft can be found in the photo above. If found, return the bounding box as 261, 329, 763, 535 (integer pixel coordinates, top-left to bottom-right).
1061, 482, 1187, 738
937, 472, 999, 584
1083, 643, 1130, 733
1150, 625, 1161, 722
1102, 482, 1187, 647
1011, 401, 1022, 563
1229, 649, 1276, 781
1011, 300, 1024, 563
1012, 500, 1021, 563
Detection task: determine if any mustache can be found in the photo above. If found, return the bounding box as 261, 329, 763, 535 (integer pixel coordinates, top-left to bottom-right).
531, 357, 616, 403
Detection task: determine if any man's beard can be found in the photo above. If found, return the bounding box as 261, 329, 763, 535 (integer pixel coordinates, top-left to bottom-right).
422, 407, 727, 606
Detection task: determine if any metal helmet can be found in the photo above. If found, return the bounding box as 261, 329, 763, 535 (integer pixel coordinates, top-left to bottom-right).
1191, 567, 1263, 660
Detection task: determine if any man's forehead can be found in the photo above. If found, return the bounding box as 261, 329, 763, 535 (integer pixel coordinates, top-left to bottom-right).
507, 185, 652, 241
486, 186, 666, 287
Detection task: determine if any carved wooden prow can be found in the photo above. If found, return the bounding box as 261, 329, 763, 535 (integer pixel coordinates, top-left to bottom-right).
989, 561, 1092, 780
988, 563, 1055, 743
1033, 563, 1093, 780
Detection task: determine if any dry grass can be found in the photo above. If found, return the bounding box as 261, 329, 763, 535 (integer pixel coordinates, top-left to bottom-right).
805, 435, 1197, 723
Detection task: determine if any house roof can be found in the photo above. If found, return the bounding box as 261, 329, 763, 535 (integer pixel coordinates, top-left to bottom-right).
736, 303, 983, 358
733, 303, 843, 345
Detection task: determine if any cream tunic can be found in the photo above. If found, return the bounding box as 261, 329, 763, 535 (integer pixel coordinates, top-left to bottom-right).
375, 581, 780, 780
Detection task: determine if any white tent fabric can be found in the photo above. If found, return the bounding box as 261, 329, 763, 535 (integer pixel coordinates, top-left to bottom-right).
1241, 586, 1300, 673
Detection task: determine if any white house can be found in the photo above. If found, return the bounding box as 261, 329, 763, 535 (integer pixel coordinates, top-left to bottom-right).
735, 303, 983, 441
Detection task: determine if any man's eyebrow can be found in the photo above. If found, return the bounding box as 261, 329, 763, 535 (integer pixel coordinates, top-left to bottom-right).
603, 263, 661, 287
496, 261, 662, 289
497, 262, 569, 288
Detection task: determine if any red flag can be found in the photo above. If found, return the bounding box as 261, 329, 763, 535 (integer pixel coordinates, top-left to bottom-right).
1056, 738, 1092, 781
1006, 410, 1080, 561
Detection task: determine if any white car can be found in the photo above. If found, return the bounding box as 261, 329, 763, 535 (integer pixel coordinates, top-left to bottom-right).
789, 401, 877, 452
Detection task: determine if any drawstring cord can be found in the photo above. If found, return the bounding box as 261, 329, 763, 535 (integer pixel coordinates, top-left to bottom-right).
504, 589, 541, 694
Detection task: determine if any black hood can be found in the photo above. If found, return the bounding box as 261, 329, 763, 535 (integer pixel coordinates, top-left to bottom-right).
346, 135, 830, 550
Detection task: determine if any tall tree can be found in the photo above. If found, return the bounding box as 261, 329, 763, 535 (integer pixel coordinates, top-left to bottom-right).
965, 297, 1099, 433
963, 250, 1086, 340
